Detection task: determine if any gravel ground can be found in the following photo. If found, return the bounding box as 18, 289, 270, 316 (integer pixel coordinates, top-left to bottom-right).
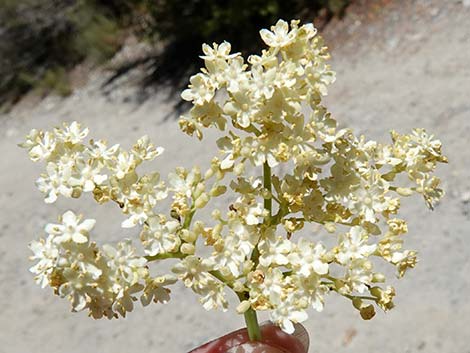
0, 1, 469, 352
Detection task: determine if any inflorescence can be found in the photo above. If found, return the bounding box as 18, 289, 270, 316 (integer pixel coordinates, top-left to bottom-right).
21, 19, 447, 334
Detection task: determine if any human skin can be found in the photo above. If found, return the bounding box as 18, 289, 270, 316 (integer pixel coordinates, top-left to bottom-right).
189, 322, 309, 353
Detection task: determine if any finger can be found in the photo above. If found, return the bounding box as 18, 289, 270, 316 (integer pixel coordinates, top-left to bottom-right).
188, 322, 309, 353
257, 322, 308, 353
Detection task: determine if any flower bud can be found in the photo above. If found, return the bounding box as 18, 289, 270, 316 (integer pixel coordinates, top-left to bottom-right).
204, 168, 214, 180
396, 187, 414, 196
194, 193, 209, 209
213, 223, 223, 236
192, 167, 202, 183
180, 229, 197, 243
236, 300, 251, 314
193, 221, 204, 235
372, 273, 386, 283
210, 185, 227, 197
352, 298, 363, 310
180, 243, 195, 255
194, 183, 205, 199
242, 260, 254, 274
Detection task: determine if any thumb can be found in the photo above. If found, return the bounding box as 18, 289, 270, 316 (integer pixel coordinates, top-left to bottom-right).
189, 322, 309, 353
226, 341, 289, 353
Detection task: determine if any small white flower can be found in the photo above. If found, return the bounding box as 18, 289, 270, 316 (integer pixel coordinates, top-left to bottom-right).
200, 41, 239, 61
29, 237, 59, 288
54, 121, 89, 144
259, 230, 292, 267
45, 211, 96, 244
270, 291, 309, 334
181, 73, 215, 105
289, 239, 328, 276
36, 162, 74, 203
260, 19, 297, 48
140, 216, 181, 256
141, 275, 177, 306
336, 227, 377, 265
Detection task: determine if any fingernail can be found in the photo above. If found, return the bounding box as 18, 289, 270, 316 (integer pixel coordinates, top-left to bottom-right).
291, 323, 309, 353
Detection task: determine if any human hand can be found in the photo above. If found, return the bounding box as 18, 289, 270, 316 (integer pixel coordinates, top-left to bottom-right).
189, 322, 309, 353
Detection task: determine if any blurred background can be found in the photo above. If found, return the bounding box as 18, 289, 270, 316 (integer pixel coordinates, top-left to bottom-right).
0, 0, 469, 352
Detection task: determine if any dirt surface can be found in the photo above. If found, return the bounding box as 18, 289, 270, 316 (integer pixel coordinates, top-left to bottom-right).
1, 1, 469, 352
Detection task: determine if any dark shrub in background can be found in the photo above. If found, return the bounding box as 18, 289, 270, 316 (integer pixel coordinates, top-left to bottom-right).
0, 0, 349, 107
139, 0, 349, 85
0, 0, 122, 106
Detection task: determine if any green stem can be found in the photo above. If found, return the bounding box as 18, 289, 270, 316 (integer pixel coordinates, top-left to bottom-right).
183, 209, 196, 229
263, 162, 272, 221
243, 162, 273, 342
243, 304, 262, 341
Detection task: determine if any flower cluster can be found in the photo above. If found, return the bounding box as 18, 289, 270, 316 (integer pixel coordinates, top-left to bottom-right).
29, 210, 174, 318
22, 19, 446, 335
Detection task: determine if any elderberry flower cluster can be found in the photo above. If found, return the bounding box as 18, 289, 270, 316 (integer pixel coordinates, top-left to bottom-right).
22, 19, 446, 334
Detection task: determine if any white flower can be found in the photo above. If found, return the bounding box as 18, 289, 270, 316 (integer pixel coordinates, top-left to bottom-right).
102, 239, 148, 287
288, 239, 328, 276
223, 88, 257, 128
172, 256, 227, 310
348, 176, 390, 223
141, 275, 177, 306
344, 259, 374, 294
251, 65, 277, 99
260, 19, 297, 48
169, 167, 200, 198
45, 211, 96, 244
336, 227, 377, 265
70, 159, 107, 192
181, 73, 215, 105
249, 267, 285, 306
270, 291, 309, 334
54, 121, 89, 144
29, 237, 58, 288
198, 281, 228, 311
27, 131, 57, 161
200, 41, 239, 61
211, 235, 248, 277
259, 230, 292, 267
140, 216, 181, 256
132, 135, 164, 161
113, 151, 136, 179
36, 162, 74, 203
172, 255, 215, 290
88, 140, 120, 162
222, 57, 249, 93
232, 195, 266, 225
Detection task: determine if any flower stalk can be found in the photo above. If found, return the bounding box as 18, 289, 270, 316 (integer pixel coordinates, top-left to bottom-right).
244, 306, 262, 341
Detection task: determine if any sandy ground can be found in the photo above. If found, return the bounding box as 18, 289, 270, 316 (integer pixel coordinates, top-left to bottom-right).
1, 0, 469, 352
